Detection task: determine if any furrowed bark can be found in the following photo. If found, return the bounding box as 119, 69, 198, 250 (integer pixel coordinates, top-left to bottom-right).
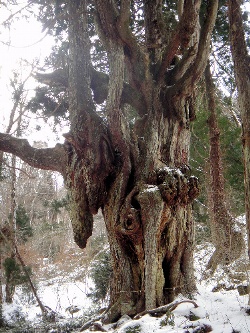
1, 1, 220, 323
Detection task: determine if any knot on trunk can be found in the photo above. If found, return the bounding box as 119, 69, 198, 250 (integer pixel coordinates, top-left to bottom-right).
117, 188, 142, 239
120, 207, 141, 236
156, 168, 199, 205
64, 130, 115, 214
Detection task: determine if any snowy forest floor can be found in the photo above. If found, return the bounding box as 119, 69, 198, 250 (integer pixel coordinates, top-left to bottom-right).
2, 217, 250, 333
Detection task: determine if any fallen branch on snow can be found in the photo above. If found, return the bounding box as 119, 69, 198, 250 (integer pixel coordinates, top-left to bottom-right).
134, 299, 199, 319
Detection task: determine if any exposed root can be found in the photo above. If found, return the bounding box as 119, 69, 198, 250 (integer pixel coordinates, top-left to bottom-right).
134, 299, 198, 319
80, 301, 122, 331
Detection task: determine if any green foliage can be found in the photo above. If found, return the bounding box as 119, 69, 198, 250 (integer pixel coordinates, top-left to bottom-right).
34, 0, 68, 38
3, 257, 32, 286
27, 85, 69, 122
88, 249, 112, 303
16, 205, 33, 243
124, 324, 141, 333
160, 311, 175, 327
43, 196, 69, 214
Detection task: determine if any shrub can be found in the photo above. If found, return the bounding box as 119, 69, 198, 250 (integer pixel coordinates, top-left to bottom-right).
88, 249, 112, 303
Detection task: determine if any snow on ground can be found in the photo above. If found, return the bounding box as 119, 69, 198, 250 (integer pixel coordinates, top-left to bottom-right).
80, 286, 249, 333
3, 263, 250, 332
2, 229, 250, 332
3, 277, 95, 324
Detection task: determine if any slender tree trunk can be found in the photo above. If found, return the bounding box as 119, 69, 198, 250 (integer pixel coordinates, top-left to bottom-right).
0, 227, 49, 319
205, 62, 244, 272
0, 252, 4, 326
5, 108, 23, 303
14, 245, 48, 318
0, 253, 2, 304
228, 0, 250, 304
5, 154, 17, 304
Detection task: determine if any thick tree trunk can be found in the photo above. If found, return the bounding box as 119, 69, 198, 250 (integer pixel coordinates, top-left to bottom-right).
101, 102, 199, 321
205, 63, 244, 272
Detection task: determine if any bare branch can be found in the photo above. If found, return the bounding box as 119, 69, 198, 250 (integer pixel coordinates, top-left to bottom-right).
1, 3, 31, 26
3, 159, 36, 179
0, 133, 67, 175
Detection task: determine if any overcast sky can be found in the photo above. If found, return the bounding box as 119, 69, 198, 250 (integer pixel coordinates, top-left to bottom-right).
0, 4, 66, 146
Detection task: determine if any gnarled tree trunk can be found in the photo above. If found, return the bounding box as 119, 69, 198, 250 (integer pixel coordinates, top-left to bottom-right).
62, 1, 217, 321
102, 111, 199, 320
0, 0, 219, 322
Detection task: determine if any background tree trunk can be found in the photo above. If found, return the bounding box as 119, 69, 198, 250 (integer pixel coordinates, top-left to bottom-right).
205, 62, 244, 272
228, 0, 250, 305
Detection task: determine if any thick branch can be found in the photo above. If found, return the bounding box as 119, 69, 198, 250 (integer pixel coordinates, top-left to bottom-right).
144, 0, 164, 47
68, 0, 97, 129
0, 133, 67, 175
157, 0, 201, 83
95, 0, 148, 107
170, 0, 218, 96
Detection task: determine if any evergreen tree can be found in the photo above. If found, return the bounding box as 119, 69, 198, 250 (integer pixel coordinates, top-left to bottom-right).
16, 205, 33, 243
